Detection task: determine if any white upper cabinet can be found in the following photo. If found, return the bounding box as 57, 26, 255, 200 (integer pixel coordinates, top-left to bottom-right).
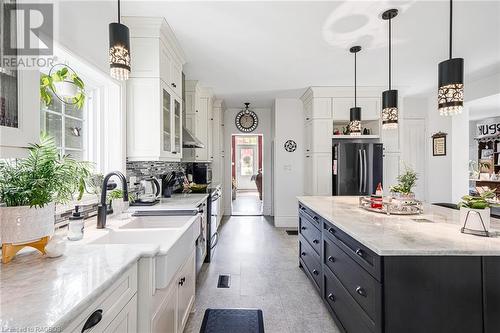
332, 97, 380, 121
312, 98, 333, 119
123, 17, 186, 161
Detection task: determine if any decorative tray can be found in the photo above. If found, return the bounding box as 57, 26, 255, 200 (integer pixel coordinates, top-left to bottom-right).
358, 196, 423, 215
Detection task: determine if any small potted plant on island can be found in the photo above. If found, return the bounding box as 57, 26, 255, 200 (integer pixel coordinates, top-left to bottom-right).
0, 134, 92, 263
390, 165, 418, 201
458, 189, 497, 236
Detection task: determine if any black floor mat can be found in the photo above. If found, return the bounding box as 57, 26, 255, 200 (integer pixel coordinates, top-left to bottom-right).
217, 274, 231, 288
200, 308, 264, 333
285, 230, 298, 235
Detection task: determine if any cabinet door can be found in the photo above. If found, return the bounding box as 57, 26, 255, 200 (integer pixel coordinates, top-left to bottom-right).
304, 122, 312, 154
332, 98, 351, 121
357, 98, 380, 120
162, 82, 172, 155
312, 98, 333, 119
383, 152, 400, 190
207, 101, 214, 161
311, 119, 333, 153
173, 98, 182, 157
152, 283, 177, 333
195, 97, 209, 161
130, 37, 160, 78
312, 153, 332, 195
170, 58, 182, 97
303, 98, 312, 121
304, 154, 313, 195
177, 250, 196, 333
103, 295, 138, 333
159, 41, 172, 85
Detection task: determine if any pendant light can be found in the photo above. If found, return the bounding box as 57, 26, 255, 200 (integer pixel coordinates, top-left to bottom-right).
349, 46, 362, 136
381, 9, 399, 130
109, 0, 131, 81
438, 0, 464, 116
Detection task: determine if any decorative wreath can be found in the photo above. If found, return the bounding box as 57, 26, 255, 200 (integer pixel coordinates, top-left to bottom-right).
284, 140, 297, 152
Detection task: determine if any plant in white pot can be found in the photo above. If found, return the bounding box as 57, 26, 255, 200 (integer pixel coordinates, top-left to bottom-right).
458, 190, 497, 235
0, 134, 92, 263
390, 164, 418, 200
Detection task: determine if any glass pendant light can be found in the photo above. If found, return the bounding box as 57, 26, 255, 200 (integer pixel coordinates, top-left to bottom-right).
381, 9, 398, 130
438, 0, 464, 116
109, 0, 131, 81
349, 46, 362, 136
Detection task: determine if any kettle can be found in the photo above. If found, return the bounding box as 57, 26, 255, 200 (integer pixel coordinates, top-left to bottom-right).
138, 178, 160, 202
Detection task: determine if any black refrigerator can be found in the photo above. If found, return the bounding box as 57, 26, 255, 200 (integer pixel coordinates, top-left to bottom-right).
332, 140, 383, 196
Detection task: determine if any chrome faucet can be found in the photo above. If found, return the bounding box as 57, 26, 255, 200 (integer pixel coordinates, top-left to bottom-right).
97, 171, 129, 229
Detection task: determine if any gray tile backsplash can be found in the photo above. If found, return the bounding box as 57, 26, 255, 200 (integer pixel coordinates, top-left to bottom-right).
126, 160, 186, 181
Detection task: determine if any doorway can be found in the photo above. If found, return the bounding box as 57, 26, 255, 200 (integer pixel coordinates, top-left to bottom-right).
231, 134, 263, 215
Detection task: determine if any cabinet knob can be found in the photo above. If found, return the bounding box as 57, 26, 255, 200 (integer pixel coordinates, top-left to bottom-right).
327, 227, 335, 235
171, 83, 177, 88
301, 252, 306, 256
179, 277, 186, 286
328, 256, 335, 263
355, 248, 364, 257
312, 269, 319, 276
306, 117, 310, 120
306, 149, 310, 152
313, 239, 319, 244
313, 216, 319, 221
81, 309, 103, 332
356, 286, 367, 297
301, 226, 306, 230
328, 293, 335, 302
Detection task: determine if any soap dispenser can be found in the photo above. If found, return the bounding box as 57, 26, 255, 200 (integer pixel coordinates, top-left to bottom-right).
67, 205, 84, 241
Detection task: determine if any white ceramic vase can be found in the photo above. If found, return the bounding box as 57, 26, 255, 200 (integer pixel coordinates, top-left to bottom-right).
0, 203, 55, 244
460, 207, 491, 232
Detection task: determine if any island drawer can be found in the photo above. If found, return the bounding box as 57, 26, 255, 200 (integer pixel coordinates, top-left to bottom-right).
299, 213, 321, 255
324, 267, 375, 333
323, 220, 381, 281
299, 236, 321, 290
324, 236, 381, 322
299, 203, 322, 229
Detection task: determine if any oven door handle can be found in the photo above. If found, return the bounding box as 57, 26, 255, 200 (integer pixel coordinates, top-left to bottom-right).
210, 231, 218, 249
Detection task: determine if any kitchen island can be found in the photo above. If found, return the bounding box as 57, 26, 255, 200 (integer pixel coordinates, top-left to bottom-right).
297, 196, 500, 333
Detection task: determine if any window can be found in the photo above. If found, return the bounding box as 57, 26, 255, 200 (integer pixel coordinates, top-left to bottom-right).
40, 86, 92, 160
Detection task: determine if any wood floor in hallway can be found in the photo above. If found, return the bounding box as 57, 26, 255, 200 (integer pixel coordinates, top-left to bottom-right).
184, 215, 341, 333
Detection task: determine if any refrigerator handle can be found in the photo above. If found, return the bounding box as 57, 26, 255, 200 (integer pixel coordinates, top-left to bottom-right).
358, 149, 363, 193
363, 149, 368, 193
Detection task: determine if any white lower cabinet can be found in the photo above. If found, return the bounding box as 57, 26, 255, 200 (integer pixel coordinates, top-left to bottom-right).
103, 295, 138, 333
177, 249, 196, 332
152, 282, 177, 333
304, 153, 332, 196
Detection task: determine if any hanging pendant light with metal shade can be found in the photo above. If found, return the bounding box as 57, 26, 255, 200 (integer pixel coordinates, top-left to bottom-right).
381, 9, 399, 130
109, 0, 131, 81
349, 46, 362, 136
438, 0, 464, 116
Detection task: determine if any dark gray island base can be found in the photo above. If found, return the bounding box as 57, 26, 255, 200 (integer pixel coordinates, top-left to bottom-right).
297, 199, 500, 333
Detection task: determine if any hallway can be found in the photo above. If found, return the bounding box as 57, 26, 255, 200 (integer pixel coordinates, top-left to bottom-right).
232, 190, 263, 215
184, 216, 340, 333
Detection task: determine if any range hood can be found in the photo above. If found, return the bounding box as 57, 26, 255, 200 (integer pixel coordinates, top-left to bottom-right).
182, 126, 205, 148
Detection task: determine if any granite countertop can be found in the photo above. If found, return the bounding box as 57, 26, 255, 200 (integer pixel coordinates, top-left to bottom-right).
297, 196, 500, 256
0, 243, 158, 331
128, 193, 209, 213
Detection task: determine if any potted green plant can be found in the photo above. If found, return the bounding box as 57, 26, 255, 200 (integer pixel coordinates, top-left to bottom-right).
390, 164, 418, 200
458, 189, 496, 232
0, 134, 92, 260
40, 65, 86, 110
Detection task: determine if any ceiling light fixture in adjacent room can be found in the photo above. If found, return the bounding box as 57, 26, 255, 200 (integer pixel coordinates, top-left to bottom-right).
438, 0, 464, 116
381, 9, 398, 130
349, 46, 362, 136
109, 0, 131, 81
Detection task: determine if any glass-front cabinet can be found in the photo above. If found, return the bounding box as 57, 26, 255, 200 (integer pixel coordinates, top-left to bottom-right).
160, 80, 182, 159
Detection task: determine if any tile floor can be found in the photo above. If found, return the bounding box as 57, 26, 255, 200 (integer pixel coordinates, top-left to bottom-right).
232, 190, 263, 216
184, 215, 341, 333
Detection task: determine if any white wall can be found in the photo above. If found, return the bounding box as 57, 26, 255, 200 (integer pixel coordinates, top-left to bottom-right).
223, 107, 273, 216
273, 99, 304, 228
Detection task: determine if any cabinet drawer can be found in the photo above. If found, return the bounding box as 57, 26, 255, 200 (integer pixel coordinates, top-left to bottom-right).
324, 237, 381, 322
298, 203, 322, 229
299, 213, 321, 255
299, 236, 321, 290
323, 220, 381, 281
324, 268, 375, 333
66, 264, 138, 333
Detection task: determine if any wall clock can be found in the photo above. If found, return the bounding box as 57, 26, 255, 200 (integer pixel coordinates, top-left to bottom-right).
284, 140, 297, 152
235, 103, 258, 133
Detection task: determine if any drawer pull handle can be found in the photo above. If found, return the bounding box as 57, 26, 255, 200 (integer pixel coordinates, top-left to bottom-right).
327, 227, 335, 235
313, 216, 319, 221
328, 293, 335, 302
328, 256, 335, 263
313, 239, 319, 244
82, 309, 103, 332
301, 252, 306, 256
356, 286, 367, 297
300, 206, 306, 211
179, 277, 186, 286
312, 269, 319, 276
301, 226, 306, 230
355, 248, 364, 257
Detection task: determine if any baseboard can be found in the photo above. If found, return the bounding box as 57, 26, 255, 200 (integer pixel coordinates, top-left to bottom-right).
274, 216, 298, 228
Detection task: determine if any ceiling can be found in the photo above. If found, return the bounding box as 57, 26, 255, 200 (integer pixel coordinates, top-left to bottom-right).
122, 1, 500, 108
468, 94, 500, 121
